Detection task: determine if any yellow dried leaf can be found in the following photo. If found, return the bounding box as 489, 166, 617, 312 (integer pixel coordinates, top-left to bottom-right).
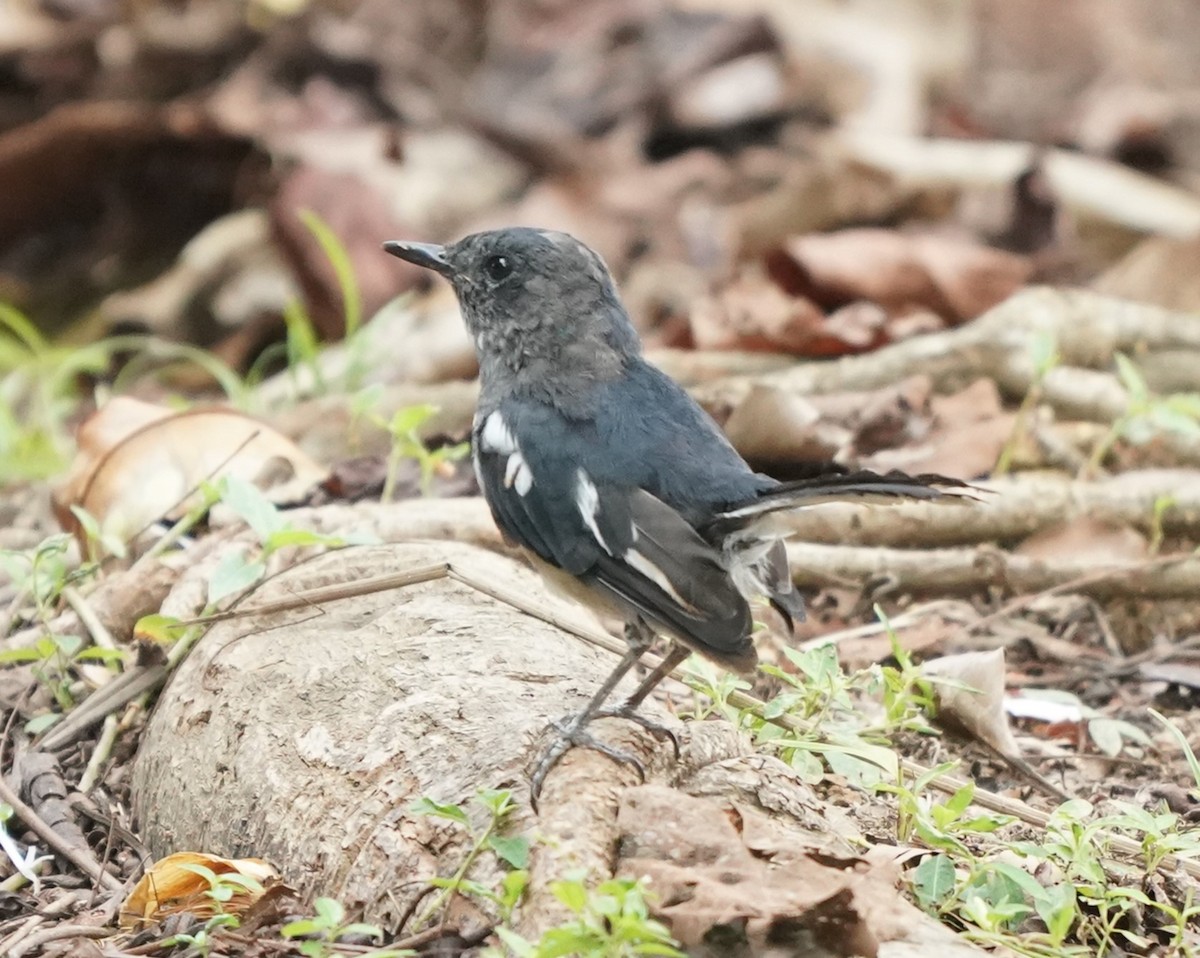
119, 851, 279, 929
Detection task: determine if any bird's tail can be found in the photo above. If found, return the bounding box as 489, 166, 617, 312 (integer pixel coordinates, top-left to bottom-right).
707, 469, 973, 534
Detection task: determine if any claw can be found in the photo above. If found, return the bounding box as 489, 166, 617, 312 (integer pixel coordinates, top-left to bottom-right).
528, 717, 647, 811
592, 705, 681, 759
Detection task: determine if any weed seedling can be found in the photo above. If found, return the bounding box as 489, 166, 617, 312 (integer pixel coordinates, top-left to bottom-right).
282, 896, 414, 957
411, 788, 529, 929
487, 876, 683, 958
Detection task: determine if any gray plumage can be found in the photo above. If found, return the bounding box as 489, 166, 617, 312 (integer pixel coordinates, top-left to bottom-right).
383, 227, 965, 675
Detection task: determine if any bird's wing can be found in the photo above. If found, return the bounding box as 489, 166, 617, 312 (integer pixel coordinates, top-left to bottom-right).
473, 407, 755, 670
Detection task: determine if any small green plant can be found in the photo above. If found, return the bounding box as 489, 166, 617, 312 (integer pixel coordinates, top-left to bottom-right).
411, 788, 530, 928
487, 876, 683, 958
1088, 352, 1200, 473
159, 864, 266, 957
271, 209, 369, 399
0, 633, 125, 724
0, 303, 255, 483
684, 609, 942, 788
880, 766, 1015, 856
0, 533, 89, 623
996, 329, 1059, 475
350, 391, 470, 500
205, 475, 353, 606
281, 896, 414, 958
161, 913, 240, 958
0, 304, 116, 481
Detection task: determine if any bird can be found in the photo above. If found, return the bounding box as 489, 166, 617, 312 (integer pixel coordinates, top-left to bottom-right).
383, 227, 967, 804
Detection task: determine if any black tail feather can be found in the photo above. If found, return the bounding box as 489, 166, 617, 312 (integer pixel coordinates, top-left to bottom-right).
710, 469, 973, 534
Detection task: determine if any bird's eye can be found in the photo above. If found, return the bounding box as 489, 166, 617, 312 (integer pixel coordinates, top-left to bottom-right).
484, 254, 513, 281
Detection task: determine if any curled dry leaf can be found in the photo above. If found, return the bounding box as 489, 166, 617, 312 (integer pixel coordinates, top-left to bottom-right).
922, 648, 1022, 758
53, 397, 327, 551
119, 851, 279, 929
771, 228, 1033, 324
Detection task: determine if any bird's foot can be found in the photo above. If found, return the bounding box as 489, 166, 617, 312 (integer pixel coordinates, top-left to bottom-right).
528, 716, 645, 811
591, 704, 681, 759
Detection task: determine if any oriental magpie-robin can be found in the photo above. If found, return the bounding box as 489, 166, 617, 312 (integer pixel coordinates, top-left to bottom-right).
384, 227, 965, 802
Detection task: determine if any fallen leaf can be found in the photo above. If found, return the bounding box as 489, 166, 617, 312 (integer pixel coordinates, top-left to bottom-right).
771, 228, 1032, 324
53, 397, 328, 552
120, 851, 280, 929
923, 648, 1022, 757
690, 268, 885, 355
862, 378, 1015, 480
721, 385, 842, 467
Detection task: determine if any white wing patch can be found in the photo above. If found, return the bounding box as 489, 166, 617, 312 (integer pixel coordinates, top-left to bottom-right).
504, 451, 533, 496
480, 411, 532, 496
574, 469, 612, 555
625, 548, 690, 607
480, 410, 517, 455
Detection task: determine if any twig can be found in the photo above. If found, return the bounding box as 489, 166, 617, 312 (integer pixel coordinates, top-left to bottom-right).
174, 562, 453, 627
0, 772, 122, 892
9, 923, 109, 958
39, 666, 166, 752
784, 541, 1200, 600
775, 470, 1200, 549
78, 714, 120, 794
965, 552, 1196, 634
62, 586, 116, 651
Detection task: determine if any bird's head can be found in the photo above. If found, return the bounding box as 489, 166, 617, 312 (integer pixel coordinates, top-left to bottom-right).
384, 228, 641, 394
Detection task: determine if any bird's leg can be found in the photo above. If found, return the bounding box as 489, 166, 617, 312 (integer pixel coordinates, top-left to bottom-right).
528, 621, 654, 807
592, 643, 690, 757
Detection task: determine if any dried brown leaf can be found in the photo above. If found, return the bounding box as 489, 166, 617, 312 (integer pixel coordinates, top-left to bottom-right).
774, 228, 1032, 323
53, 397, 328, 550
119, 851, 279, 929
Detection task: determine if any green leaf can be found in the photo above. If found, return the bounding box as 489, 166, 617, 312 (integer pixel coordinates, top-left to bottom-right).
550, 879, 588, 915
537, 927, 600, 957
179, 863, 220, 886
263, 528, 343, 552
1114, 353, 1148, 404
350, 383, 386, 422
134, 613, 190, 645
1034, 882, 1077, 944
51, 634, 83, 658
0, 646, 45, 664
0, 303, 47, 355
389, 404, 437, 437
912, 854, 956, 909
409, 796, 469, 825
220, 475, 284, 542
477, 788, 516, 817
492, 926, 536, 958
299, 210, 363, 339
488, 834, 530, 869
24, 713, 61, 735
280, 918, 323, 938
341, 921, 383, 940
207, 551, 266, 605
312, 896, 344, 926
284, 299, 321, 366
942, 782, 975, 819
75, 647, 128, 664
1087, 717, 1126, 757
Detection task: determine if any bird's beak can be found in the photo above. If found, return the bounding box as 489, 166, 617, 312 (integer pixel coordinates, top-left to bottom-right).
382, 240, 454, 277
